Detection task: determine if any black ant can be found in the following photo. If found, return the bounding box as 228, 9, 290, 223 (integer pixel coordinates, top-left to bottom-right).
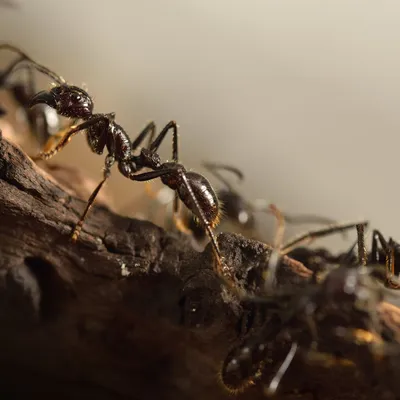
0, 44, 226, 272
220, 223, 391, 396
200, 162, 347, 239
355, 226, 400, 289
0, 44, 62, 148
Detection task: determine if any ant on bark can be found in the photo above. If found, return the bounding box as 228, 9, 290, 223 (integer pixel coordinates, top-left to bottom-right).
220, 222, 395, 397
355, 225, 400, 289
0, 44, 226, 274
0, 44, 61, 147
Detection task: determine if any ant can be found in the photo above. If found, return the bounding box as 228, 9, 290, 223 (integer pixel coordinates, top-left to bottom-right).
139, 161, 350, 245
355, 226, 400, 289
220, 223, 392, 397
0, 44, 227, 272
200, 162, 347, 239
0, 44, 61, 148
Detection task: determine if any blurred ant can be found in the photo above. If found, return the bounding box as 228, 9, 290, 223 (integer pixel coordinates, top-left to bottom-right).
221, 223, 391, 396
139, 161, 349, 246
0, 44, 61, 147
354, 226, 400, 289
0, 44, 226, 271
204, 161, 347, 234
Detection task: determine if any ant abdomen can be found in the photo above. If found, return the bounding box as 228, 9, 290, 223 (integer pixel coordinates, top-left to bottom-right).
176, 171, 220, 228
221, 341, 266, 393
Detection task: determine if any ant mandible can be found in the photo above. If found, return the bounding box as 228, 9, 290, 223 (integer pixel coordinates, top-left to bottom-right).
0, 43, 225, 271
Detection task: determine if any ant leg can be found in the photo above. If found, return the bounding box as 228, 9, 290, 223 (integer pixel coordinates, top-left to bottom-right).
370, 230, 390, 262
29, 118, 79, 161
252, 199, 348, 240
264, 342, 298, 396
149, 121, 179, 162
356, 224, 368, 266
368, 230, 400, 288
280, 221, 368, 255
172, 191, 192, 234
202, 162, 244, 191
131, 121, 156, 152
71, 154, 115, 241
269, 204, 286, 249
37, 115, 112, 160
263, 204, 287, 288
338, 239, 358, 265
128, 168, 224, 274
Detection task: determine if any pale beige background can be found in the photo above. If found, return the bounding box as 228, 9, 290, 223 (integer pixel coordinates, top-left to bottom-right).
1, 0, 399, 250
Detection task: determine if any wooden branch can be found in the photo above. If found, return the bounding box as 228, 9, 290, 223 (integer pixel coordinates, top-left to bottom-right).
0, 135, 399, 399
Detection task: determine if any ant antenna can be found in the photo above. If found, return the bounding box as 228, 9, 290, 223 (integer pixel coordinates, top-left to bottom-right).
202, 162, 244, 192
264, 342, 298, 396
0, 43, 65, 85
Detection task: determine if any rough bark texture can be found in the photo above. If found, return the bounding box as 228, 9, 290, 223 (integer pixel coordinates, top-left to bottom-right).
0, 135, 399, 400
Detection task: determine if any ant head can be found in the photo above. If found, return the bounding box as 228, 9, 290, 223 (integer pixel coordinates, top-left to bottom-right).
30, 84, 93, 119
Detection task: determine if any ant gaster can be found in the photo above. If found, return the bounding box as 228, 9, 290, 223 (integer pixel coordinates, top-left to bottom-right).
1, 44, 226, 272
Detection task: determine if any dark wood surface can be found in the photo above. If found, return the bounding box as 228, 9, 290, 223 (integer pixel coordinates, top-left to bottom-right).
0, 135, 399, 399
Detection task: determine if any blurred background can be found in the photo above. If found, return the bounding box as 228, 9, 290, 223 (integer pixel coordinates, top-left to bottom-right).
1, 0, 399, 251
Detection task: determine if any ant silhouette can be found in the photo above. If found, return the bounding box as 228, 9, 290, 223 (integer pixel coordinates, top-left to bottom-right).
0, 44, 226, 273
221, 222, 392, 397
0, 44, 61, 148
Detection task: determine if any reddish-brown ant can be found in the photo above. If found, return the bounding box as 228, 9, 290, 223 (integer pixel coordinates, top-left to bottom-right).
0, 44, 226, 272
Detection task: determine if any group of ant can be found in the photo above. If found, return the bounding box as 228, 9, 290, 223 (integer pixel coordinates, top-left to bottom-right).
1, 44, 400, 398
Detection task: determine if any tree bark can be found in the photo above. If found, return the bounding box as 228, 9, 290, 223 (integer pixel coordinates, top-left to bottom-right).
0, 135, 399, 400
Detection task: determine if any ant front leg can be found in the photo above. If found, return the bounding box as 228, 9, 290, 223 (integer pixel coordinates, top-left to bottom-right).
71, 154, 115, 241
37, 115, 111, 160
